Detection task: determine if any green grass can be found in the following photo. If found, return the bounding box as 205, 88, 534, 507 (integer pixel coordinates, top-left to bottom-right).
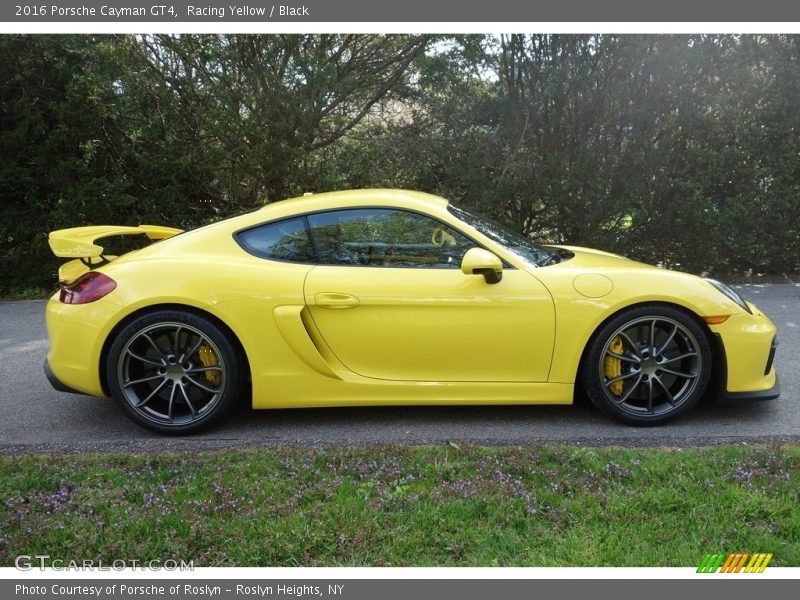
1, 444, 798, 566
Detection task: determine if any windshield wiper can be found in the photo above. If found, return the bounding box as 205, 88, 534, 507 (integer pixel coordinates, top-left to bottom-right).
539, 254, 562, 267
538, 248, 572, 267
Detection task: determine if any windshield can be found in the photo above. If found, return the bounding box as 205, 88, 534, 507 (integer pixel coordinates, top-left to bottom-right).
447, 204, 561, 267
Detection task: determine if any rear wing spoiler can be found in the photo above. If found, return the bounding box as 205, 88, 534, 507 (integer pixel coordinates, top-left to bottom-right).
48, 225, 183, 259
48, 225, 183, 284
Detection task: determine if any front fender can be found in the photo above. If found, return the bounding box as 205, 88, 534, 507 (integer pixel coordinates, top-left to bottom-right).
539, 268, 746, 384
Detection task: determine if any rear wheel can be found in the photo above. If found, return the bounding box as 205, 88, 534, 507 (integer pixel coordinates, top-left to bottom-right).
106, 310, 244, 435
581, 305, 712, 425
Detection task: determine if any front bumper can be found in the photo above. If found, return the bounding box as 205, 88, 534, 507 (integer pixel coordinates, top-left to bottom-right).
720, 373, 780, 402
709, 302, 779, 402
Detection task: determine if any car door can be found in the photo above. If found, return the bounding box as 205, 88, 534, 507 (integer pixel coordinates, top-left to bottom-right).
303, 207, 555, 382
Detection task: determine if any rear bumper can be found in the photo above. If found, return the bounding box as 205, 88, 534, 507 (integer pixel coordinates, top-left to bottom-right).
45, 293, 115, 397
43, 359, 87, 395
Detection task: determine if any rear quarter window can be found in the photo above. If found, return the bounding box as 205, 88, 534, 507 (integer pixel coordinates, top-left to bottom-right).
236, 217, 315, 263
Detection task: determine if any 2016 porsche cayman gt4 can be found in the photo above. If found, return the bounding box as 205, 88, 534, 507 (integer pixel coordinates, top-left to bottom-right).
44, 189, 779, 434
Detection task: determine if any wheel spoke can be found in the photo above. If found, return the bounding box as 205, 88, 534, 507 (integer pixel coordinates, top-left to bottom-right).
134, 378, 168, 408
178, 382, 196, 417
167, 383, 176, 422
618, 331, 642, 358
649, 320, 657, 353
184, 374, 220, 394
173, 326, 183, 356
655, 324, 678, 357
126, 348, 163, 367
185, 366, 222, 374
661, 352, 697, 364
660, 367, 698, 379
605, 370, 641, 387
124, 373, 164, 388
614, 374, 644, 405
606, 351, 640, 364
653, 376, 675, 405
646, 378, 654, 413
142, 333, 167, 359
180, 335, 205, 363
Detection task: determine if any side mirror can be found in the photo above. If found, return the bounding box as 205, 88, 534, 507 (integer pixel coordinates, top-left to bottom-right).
461, 248, 503, 284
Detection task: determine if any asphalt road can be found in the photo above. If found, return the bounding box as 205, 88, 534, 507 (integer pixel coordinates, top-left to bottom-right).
1, 284, 798, 453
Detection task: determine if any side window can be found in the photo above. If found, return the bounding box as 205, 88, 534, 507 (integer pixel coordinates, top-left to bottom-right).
307, 209, 476, 268
236, 217, 315, 263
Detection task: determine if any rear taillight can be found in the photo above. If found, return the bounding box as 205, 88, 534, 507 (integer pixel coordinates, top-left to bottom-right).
59, 272, 117, 304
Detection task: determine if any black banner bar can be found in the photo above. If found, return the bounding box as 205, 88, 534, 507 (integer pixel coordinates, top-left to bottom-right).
4, 579, 800, 600
4, 0, 800, 23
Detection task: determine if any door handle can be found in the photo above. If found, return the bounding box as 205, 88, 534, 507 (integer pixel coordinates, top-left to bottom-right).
314, 292, 360, 309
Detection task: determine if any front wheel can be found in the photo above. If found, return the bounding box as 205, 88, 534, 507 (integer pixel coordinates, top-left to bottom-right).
106, 310, 245, 435
581, 305, 712, 426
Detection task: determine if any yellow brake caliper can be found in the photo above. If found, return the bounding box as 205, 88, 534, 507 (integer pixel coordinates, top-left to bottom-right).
197, 345, 221, 386
604, 336, 624, 396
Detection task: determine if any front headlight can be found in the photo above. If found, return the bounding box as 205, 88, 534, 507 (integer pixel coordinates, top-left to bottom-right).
704, 278, 752, 314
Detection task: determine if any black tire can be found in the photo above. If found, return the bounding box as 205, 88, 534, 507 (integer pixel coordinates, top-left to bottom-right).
581, 304, 712, 426
106, 309, 245, 435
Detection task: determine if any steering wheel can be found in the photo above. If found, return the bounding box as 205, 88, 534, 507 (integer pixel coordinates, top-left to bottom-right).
431, 227, 457, 247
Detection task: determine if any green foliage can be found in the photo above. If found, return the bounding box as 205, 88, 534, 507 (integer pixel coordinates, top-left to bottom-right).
1, 34, 799, 293
0, 36, 129, 291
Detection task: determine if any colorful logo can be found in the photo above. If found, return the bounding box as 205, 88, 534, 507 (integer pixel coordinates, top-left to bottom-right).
697, 553, 773, 573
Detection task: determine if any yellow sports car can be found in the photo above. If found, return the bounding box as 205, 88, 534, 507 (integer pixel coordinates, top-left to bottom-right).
44, 189, 779, 434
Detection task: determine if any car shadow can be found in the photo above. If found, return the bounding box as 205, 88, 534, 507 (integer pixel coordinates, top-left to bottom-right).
5, 380, 782, 450
200, 390, 781, 445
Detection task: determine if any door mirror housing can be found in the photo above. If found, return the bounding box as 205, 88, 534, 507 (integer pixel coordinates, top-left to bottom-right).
461, 248, 503, 284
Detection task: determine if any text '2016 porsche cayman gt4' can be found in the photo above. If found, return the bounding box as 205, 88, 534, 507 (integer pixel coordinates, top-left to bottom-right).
44, 189, 779, 434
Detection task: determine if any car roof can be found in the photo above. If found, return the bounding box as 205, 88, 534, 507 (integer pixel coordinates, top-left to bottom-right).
256, 188, 449, 219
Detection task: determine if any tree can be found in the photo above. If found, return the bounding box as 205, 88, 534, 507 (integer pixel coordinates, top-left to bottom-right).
2, 34, 800, 294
